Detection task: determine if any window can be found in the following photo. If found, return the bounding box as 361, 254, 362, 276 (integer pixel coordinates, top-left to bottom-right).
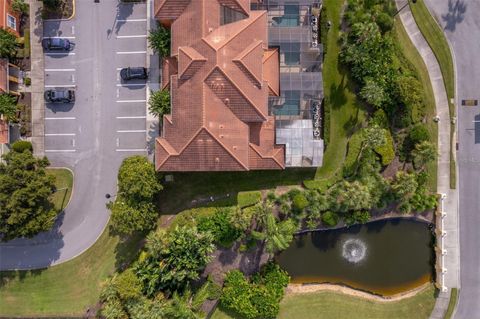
7, 15, 16, 30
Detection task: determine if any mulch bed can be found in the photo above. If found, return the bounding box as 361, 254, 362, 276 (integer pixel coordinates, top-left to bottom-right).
43, 0, 74, 20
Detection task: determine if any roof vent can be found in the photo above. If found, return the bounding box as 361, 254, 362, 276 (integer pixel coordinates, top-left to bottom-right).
215, 157, 220, 162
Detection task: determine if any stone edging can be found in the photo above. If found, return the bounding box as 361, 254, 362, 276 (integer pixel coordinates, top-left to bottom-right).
296, 214, 433, 234
285, 282, 432, 302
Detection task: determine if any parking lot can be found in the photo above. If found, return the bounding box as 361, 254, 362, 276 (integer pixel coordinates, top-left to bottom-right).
43, 1, 148, 160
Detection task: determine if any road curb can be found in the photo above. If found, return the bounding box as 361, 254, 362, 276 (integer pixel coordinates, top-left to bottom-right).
48, 167, 75, 211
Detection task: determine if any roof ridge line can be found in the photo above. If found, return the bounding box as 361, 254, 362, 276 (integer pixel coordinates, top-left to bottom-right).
233, 41, 263, 87
203, 10, 267, 51
213, 66, 267, 121
204, 127, 249, 170
249, 143, 285, 168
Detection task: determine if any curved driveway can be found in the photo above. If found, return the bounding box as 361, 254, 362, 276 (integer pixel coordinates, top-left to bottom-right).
423, 1, 480, 318
0, 0, 149, 270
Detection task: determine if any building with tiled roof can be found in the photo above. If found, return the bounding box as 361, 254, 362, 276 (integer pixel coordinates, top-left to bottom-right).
154, 0, 285, 171
0, 0, 21, 37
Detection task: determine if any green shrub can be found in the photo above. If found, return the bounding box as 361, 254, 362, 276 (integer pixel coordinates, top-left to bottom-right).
322, 97, 330, 146
43, 0, 61, 9
220, 263, 289, 319
404, 124, 430, 156
321, 211, 338, 227
24, 77, 31, 86
197, 207, 242, 247
292, 193, 308, 212
22, 28, 30, 58
237, 191, 262, 208
344, 131, 363, 175
11, 0, 29, 15
372, 109, 389, 128
148, 25, 170, 57
148, 90, 170, 118
11, 140, 32, 153
374, 129, 395, 165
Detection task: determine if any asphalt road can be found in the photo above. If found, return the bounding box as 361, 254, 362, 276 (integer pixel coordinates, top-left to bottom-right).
0, 0, 149, 270
423, 1, 480, 318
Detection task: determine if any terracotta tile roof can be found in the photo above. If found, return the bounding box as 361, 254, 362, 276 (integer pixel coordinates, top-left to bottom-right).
0, 58, 7, 93
263, 48, 280, 96
155, 0, 284, 171
161, 57, 178, 90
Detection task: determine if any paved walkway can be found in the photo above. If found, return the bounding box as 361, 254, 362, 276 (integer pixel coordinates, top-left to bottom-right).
146, 0, 159, 161
394, 1, 460, 318
29, 0, 45, 157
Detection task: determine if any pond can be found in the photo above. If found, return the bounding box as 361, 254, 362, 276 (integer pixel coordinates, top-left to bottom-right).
276, 218, 435, 296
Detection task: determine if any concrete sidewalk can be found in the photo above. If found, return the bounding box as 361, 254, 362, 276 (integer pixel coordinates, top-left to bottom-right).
394, 1, 460, 318
29, 0, 45, 157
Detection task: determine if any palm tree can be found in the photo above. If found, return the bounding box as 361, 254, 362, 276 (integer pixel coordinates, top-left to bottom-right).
412, 141, 436, 169
162, 283, 210, 319
252, 203, 297, 254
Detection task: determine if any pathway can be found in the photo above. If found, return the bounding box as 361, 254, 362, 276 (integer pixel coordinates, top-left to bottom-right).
394, 1, 460, 318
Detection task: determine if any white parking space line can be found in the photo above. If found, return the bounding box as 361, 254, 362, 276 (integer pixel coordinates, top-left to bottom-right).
116, 116, 146, 119
116, 149, 147, 152
45, 84, 76, 88
116, 51, 147, 55
45, 52, 76, 56
116, 100, 146, 103
45, 68, 76, 72
116, 83, 146, 87
116, 35, 147, 39
45, 117, 76, 120
45, 133, 76, 136
43, 36, 76, 39
117, 130, 147, 133
45, 149, 76, 153
117, 19, 147, 22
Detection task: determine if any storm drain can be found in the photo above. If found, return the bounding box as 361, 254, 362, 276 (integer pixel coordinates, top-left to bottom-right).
461, 99, 478, 106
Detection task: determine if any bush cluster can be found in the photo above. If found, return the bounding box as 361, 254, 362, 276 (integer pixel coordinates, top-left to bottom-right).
220, 263, 289, 319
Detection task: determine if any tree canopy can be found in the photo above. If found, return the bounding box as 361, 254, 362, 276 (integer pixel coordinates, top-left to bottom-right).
118, 156, 162, 203
135, 226, 215, 296
148, 90, 170, 118
0, 94, 18, 121
148, 25, 170, 57
109, 156, 163, 235
0, 28, 18, 58
0, 150, 57, 241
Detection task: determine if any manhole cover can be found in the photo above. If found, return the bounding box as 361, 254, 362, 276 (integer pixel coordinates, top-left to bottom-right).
461, 99, 478, 106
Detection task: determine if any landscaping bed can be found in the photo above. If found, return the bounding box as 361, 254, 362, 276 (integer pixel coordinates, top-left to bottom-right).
42, 0, 74, 20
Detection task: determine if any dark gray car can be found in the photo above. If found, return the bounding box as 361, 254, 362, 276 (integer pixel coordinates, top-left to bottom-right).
42, 38, 73, 51
120, 67, 148, 81
44, 89, 76, 103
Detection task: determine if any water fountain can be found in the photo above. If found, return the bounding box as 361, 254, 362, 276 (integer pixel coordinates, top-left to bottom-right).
342, 238, 367, 264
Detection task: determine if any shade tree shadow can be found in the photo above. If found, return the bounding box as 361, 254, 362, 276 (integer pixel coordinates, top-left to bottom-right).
442, 0, 467, 32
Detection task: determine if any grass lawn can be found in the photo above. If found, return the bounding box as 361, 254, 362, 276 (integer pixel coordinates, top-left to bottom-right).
393, 18, 438, 192
159, 169, 315, 213
314, 0, 366, 182
409, 0, 456, 189
444, 288, 458, 319
0, 229, 142, 317
212, 285, 436, 319
47, 168, 73, 212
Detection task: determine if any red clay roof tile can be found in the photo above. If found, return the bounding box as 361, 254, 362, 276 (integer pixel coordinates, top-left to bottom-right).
155, 0, 284, 171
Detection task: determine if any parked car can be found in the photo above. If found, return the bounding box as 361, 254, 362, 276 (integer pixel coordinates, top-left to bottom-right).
120, 67, 148, 81
44, 89, 75, 103
42, 38, 73, 51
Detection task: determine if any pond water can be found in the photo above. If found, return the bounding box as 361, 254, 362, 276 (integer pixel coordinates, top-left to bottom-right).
276, 218, 434, 296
